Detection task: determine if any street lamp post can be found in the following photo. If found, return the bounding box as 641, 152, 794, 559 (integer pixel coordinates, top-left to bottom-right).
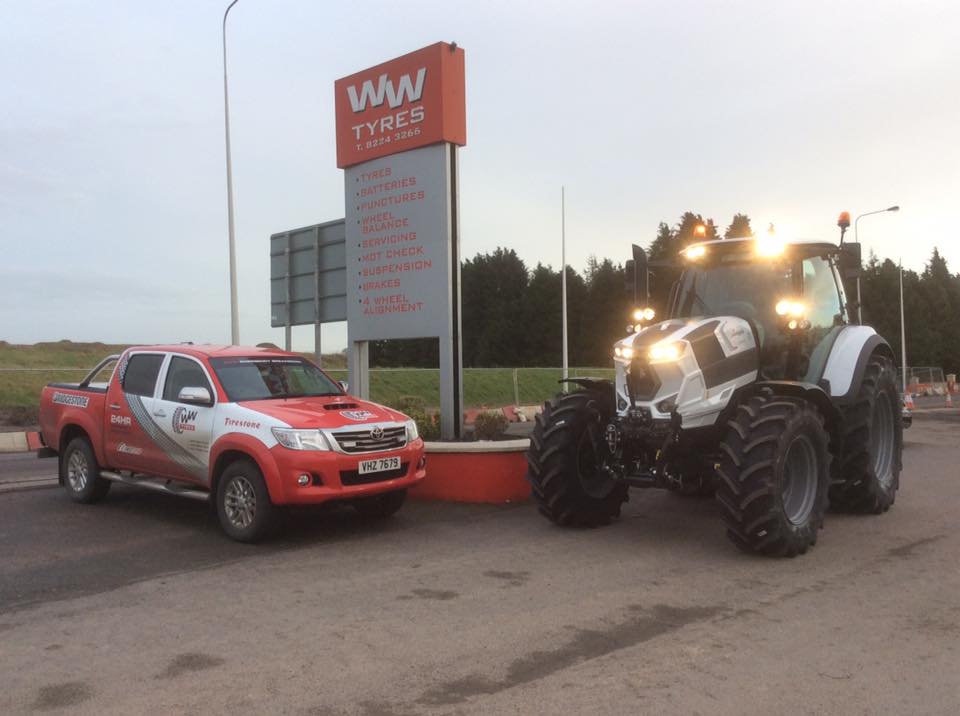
899, 260, 908, 394
223, 0, 241, 345
561, 187, 568, 390
853, 205, 899, 323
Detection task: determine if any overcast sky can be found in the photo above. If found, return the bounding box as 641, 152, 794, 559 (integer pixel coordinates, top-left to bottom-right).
2, 0, 958, 351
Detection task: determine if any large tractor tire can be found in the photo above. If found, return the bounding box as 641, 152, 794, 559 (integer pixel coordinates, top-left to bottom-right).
526, 389, 628, 527
829, 354, 902, 513
716, 389, 830, 557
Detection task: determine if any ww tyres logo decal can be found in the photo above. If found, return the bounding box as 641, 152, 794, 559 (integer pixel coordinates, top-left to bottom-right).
172, 407, 198, 434
347, 68, 426, 112
125, 394, 207, 482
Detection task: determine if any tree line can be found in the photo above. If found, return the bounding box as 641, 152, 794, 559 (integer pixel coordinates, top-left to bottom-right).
371, 212, 960, 374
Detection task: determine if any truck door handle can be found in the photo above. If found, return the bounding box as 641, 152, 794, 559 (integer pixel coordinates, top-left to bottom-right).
109, 404, 121, 410
153, 410, 167, 418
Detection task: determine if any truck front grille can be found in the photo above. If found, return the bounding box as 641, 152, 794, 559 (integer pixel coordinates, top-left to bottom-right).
332, 426, 407, 453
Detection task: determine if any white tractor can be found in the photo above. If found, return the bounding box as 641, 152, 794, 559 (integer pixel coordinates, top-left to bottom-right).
526, 231, 903, 557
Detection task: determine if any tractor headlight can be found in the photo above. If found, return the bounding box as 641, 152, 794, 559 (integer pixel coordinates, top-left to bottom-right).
684, 245, 707, 260
649, 341, 686, 363
775, 299, 806, 317
614, 345, 635, 360
271, 428, 331, 451
632, 307, 656, 322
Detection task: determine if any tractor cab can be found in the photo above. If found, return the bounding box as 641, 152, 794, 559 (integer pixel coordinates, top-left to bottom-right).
667, 236, 855, 384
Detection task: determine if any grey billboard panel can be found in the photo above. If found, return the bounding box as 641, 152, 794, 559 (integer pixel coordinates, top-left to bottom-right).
269, 219, 348, 327
344, 143, 453, 342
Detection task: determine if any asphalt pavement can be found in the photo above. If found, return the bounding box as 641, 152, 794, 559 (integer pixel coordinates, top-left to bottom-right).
0, 416, 958, 714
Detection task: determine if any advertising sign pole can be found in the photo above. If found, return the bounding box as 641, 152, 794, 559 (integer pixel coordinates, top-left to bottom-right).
335, 42, 466, 440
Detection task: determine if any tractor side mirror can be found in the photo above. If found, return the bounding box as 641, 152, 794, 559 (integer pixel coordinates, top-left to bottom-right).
839, 242, 862, 280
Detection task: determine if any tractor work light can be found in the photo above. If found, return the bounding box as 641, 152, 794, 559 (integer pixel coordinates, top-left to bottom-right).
775, 299, 806, 318
649, 341, 685, 363
633, 307, 656, 322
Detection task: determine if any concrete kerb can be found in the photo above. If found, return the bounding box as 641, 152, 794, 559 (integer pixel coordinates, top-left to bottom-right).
0, 432, 29, 454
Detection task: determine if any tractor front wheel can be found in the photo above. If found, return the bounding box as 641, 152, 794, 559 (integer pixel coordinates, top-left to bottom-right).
716, 390, 830, 557
526, 389, 628, 527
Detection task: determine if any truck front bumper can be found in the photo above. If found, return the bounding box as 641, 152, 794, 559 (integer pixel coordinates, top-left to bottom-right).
268, 439, 427, 505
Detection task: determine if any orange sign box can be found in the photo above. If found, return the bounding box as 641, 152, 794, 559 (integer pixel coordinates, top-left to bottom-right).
334, 42, 466, 169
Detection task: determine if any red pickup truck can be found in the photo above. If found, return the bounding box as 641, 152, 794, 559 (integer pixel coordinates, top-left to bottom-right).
38, 345, 426, 541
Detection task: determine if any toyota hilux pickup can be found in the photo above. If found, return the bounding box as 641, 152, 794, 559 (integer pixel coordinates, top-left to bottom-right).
37, 345, 426, 541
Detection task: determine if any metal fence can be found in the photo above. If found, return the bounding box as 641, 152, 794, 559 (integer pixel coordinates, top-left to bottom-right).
0, 365, 615, 412
898, 366, 949, 395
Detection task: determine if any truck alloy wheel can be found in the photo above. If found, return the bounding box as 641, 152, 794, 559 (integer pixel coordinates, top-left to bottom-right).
62, 437, 111, 504
223, 475, 257, 529
67, 449, 90, 492
216, 461, 277, 542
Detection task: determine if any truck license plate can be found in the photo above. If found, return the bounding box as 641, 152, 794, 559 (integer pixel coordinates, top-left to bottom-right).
359, 456, 401, 475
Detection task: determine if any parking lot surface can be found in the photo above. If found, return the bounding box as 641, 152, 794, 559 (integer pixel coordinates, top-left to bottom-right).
0, 416, 958, 714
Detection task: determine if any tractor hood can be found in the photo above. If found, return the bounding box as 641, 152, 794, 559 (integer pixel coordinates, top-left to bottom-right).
614, 316, 759, 428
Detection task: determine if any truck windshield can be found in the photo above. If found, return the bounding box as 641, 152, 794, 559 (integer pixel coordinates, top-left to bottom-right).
210, 357, 343, 402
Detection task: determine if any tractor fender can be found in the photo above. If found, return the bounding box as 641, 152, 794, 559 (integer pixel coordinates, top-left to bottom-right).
749, 381, 842, 447
820, 326, 894, 405
559, 377, 614, 394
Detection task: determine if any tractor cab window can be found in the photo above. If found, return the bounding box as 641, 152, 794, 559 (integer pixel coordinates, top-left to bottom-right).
801, 256, 846, 383
802, 257, 845, 331
672, 261, 794, 379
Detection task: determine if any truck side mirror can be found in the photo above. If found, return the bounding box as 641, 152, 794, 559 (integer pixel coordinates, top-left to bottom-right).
839, 242, 862, 280
178, 386, 213, 406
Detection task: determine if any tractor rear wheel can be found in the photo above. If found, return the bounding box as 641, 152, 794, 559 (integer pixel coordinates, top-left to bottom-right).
526, 389, 628, 527
829, 354, 902, 513
716, 390, 830, 557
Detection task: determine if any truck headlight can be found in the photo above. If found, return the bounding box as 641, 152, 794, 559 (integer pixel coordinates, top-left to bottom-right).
649, 341, 686, 363
404, 419, 419, 442
271, 428, 331, 451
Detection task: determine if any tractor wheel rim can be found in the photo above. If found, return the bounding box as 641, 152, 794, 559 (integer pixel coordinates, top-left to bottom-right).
577, 423, 616, 499
224, 477, 256, 529
781, 434, 818, 526
871, 392, 895, 489
67, 450, 88, 492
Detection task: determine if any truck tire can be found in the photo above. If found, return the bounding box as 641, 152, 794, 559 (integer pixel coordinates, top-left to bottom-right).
62, 437, 111, 504
353, 489, 407, 518
829, 354, 902, 513
716, 390, 830, 557
526, 389, 627, 527
216, 460, 277, 543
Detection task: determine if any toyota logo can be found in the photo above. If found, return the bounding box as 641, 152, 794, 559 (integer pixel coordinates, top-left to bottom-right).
369, 426, 384, 441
